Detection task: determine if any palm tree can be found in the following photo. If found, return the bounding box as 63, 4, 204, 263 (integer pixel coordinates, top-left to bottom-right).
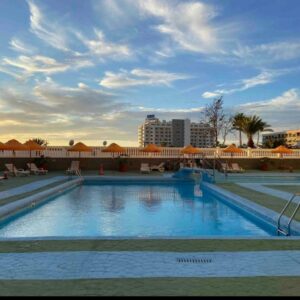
232, 113, 247, 147
32, 138, 48, 147
242, 115, 264, 148
256, 121, 273, 147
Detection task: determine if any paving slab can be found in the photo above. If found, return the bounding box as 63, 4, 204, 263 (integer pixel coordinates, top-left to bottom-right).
0, 251, 299, 280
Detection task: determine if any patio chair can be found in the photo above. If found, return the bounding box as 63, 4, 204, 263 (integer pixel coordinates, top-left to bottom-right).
220, 163, 233, 173
66, 161, 81, 176
5, 163, 30, 177
27, 163, 48, 175
140, 163, 151, 174
150, 162, 165, 173
231, 163, 245, 173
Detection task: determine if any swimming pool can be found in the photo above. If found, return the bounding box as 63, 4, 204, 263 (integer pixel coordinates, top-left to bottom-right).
0, 180, 276, 238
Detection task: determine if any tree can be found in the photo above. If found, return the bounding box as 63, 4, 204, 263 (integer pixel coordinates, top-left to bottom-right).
232, 113, 247, 147
241, 115, 272, 148
220, 115, 234, 146
256, 121, 273, 146
32, 138, 48, 147
202, 97, 225, 147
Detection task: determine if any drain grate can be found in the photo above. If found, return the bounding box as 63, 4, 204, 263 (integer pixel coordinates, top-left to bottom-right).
176, 257, 212, 264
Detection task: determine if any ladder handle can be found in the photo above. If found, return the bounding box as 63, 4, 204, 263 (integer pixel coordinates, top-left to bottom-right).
287, 200, 300, 235
277, 195, 295, 230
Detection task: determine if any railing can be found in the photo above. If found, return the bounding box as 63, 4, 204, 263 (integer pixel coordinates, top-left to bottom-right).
0, 147, 299, 159
277, 193, 300, 236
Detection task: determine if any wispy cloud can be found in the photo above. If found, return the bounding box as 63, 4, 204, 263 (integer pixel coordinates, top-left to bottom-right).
9, 38, 36, 54
202, 69, 293, 98
235, 89, 300, 132
100, 68, 190, 89
27, 0, 71, 52
75, 28, 132, 59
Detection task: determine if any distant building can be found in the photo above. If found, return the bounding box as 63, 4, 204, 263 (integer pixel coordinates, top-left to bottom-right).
138, 115, 214, 148
262, 129, 300, 148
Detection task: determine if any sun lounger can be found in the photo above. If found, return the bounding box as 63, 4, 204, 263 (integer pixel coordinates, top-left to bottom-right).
150, 162, 165, 173
231, 163, 245, 173
66, 161, 81, 176
220, 163, 233, 173
140, 163, 151, 174
27, 163, 48, 175
5, 164, 30, 176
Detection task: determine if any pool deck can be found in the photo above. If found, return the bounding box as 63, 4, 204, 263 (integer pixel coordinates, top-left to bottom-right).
236, 182, 300, 201
0, 250, 299, 280
0, 172, 299, 295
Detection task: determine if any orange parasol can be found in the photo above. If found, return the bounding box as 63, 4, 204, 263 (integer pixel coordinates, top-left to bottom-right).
180, 145, 202, 155
102, 143, 126, 171
68, 142, 92, 158
102, 143, 125, 154
0, 142, 8, 151
271, 145, 293, 157
141, 144, 161, 153
223, 144, 244, 154
5, 139, 29, 151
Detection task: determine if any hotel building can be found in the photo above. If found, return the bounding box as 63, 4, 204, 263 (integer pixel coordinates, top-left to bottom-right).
138, 115, 214, 148
262, 129, 300, 148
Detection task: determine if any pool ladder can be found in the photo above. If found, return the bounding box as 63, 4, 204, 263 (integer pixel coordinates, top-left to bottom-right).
277, 193, 300, 236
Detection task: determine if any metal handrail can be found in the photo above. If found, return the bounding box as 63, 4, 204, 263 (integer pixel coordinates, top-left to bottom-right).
277, 193, 300, 236
287, 193, 300, 235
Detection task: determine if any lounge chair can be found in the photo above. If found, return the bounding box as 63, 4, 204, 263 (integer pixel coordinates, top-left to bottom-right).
5, 164, 30, 176
66, 161, 81, 176
220, 163, 233, 173
150, 162, 165, 173
140, 163, 151, 174
27, 163, 48, 175
231, 163, 245, 173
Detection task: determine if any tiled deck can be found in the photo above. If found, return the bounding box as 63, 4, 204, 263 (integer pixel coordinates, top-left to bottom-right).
0, 250, 299, 279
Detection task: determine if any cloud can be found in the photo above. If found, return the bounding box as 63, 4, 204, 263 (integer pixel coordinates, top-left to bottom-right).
100, 68, 190, 89
75, 29, 132, 59
202, 69, 291, 98
237, 89, 300, 131
233, 41, 300, 64
9, 38, 36, 54
2, 55, 93, 77
27, 0, 71, 52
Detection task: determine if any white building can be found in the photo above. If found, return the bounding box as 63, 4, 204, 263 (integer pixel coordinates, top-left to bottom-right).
262, 129, 300, 148
138, 115, 214, 148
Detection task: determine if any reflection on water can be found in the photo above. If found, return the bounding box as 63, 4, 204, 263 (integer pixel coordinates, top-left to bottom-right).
0, 182, 274, 237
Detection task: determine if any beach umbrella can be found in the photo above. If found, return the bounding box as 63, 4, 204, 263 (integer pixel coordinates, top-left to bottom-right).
5, 139, 29, 152
102, 143, 126, 171
180, 145, 202, 167
141, 144, 161, 153
271, 145, 293, 157
222, 144, 244, 157
222, 144, 245, 174
180, 145, 202, 155
24, 140, 45, 158
5, 139, 29, 166
102, 143, 125, 157
272, 145, 293, 169
24, 140, 46, 171
68, 142, 92, 158
0, 142, 8, 151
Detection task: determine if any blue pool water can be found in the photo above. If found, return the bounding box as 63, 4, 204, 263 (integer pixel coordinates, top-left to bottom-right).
0, 182, 275, 237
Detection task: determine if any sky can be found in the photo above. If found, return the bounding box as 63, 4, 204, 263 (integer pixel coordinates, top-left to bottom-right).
0, 0, 299, 146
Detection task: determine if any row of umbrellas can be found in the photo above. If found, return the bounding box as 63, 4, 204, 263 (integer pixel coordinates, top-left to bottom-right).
0, 140, 294, 157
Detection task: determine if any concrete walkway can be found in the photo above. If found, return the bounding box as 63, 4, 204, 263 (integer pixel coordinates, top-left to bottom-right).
237, 183, 300, 201
0, 176, 67, 200
0, 251, 300, 280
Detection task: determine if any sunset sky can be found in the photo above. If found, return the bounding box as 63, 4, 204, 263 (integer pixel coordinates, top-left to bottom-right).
0, 0, 299, 146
